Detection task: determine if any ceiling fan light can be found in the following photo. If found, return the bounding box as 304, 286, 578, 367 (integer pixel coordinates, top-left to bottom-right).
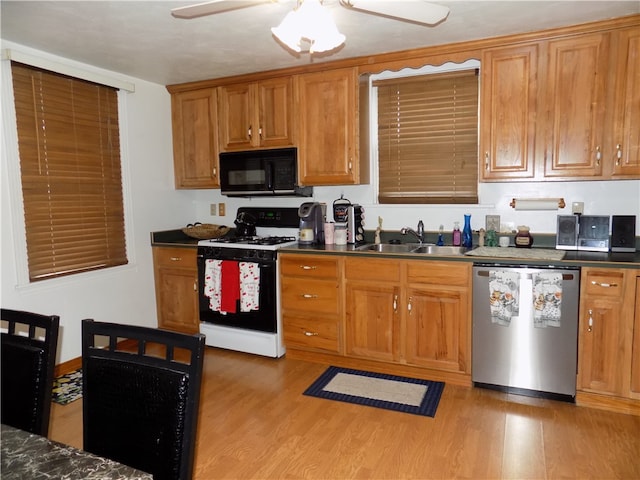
272, 0, 345, 54
271, 10, 303, 52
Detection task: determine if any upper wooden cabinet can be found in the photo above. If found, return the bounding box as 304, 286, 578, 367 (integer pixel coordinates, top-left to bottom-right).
480, 43, 539, 180
217, 77, 294, 151
171, 88, 219, 189
481, 24, 639, 182
296, 67, 364, 186
542, 33, 609, 179
610, 27, 640, 178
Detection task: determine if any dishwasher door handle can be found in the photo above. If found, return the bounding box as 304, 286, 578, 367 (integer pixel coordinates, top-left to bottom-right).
475, 270, 575, 281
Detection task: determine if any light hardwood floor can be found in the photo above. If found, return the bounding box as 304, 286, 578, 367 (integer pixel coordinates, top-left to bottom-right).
50, 347, 640, 479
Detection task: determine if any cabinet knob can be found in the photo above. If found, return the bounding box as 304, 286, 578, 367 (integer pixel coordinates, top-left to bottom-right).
301, 294, 318, 299
590, 280, 617, 288
248, 125, 252, 139
393, 294, 398, 312
300, 265, 317, 270
304, 331, 319, 336
170, 257, 182, 261
588, 309, 593, 332
595, 146, 601, 165
484, 152, 490, 170
407, 296, 413, 313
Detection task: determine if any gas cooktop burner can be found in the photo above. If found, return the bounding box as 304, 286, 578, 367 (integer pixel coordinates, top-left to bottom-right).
247, 236, 297, 246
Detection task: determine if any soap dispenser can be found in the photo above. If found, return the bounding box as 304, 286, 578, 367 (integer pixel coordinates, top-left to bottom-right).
437, 225, 444, 246
452, 222, 461, 246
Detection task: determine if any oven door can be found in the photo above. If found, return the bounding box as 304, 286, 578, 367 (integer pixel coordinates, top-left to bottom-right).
197, 248, 277, 333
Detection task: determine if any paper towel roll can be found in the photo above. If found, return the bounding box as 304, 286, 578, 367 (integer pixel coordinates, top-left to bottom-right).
511, 198, 562, 210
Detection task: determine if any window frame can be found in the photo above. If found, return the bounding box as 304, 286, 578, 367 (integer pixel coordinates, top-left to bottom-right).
2, 54, 135, 288
367, 59, 481, 206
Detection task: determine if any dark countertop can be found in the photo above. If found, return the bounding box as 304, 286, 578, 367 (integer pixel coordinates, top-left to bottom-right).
1, 424, 152, 480
150, 229, 640, 269
278, 243, 640, 269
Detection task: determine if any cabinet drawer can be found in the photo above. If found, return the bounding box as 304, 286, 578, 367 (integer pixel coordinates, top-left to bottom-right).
280, 255, 339, 278
281, 278, 339, 314
283, 315, 339, 353
153, 247, 197, 269
584, 270, 624, 297
406, 261, 470, 287
345, 258, 400, 281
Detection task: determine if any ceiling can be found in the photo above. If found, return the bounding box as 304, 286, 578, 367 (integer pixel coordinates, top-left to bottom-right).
2, 1, 638, 86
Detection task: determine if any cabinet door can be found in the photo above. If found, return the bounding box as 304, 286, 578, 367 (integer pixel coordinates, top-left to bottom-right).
611, 27, 640, 177
258, 77, 294, 148
153, 248, 199, 334
632, 275, 640, 397
218, 83, 254, 150
297, 68, 359, 185
405, 285, 469, 373
543, 33, 609, 178
480, 44, 538, 180
171, 89, 219, 188
578, 297, 626, 395
155, 267, 199, 333
345, 281, 399, 363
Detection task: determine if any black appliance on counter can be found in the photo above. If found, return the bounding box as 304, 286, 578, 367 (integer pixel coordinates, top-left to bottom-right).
196, 207, 299, 358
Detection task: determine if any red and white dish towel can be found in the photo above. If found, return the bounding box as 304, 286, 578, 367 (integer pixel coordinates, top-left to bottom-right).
204, 260, 260, 313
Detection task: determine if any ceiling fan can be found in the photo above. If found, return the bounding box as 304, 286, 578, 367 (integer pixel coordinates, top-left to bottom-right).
171, 0, 450, 27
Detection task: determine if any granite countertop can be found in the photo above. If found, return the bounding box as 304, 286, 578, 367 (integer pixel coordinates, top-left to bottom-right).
1, 424, 152, 480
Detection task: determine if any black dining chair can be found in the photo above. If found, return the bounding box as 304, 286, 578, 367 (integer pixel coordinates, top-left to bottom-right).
1, 308, 60, 437
81, 319, 206, 480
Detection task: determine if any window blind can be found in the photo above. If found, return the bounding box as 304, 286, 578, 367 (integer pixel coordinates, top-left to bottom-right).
375, 69, 479, 204
11, 62, 127, 281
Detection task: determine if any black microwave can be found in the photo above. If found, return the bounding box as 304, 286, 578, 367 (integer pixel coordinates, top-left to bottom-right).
219, 148, 312, 197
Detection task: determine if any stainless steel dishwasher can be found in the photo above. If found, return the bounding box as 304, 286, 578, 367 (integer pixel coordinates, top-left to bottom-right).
472, 263, 580, 401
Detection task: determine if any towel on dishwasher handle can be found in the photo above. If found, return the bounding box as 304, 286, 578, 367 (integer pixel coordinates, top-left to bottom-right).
204, 259, 222, 312
533, 272, 563, 328
239, 262, 260, 312
488, 270, 520, 326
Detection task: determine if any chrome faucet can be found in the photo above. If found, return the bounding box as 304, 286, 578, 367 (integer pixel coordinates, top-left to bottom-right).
401, 220, 425, 244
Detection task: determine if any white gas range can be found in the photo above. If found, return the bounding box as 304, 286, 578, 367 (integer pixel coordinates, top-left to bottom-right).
196, 207, 300, 358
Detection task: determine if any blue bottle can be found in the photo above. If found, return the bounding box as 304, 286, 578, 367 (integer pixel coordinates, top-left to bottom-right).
462, 214, 473, 248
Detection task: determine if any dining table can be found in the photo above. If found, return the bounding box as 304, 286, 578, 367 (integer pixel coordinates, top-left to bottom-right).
1, 423, 153, 479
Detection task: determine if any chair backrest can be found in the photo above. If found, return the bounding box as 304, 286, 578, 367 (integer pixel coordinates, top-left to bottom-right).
81, 319, 206, 480
1, 308, 60, 437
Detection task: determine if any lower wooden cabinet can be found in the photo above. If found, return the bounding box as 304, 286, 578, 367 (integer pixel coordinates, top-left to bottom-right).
280, 253, 472, 385
280, 254, 341, 353
343, 258, 471, 375
152, 246, 199, 334
577, 267, 640, 414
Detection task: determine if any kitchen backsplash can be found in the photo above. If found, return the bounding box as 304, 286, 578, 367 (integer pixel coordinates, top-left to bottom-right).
190, 179, 640, 236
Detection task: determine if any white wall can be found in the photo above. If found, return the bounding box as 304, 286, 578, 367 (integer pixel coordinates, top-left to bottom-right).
1, 42, 199, 363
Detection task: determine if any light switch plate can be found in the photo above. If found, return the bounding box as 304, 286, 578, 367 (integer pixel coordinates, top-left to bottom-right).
210, 203, 216, 216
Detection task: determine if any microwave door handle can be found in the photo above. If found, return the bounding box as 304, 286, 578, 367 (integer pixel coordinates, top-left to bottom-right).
265, 162, 274, 192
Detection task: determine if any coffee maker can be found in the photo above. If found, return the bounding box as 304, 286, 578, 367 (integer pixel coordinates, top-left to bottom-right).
298, 202, 324, 244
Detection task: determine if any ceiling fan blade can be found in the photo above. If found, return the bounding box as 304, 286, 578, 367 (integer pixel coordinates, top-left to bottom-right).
342, 0, 449, 26
171, 0, 272, 19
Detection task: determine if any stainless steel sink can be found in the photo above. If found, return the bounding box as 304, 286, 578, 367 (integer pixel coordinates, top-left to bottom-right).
357, 243, 422, 253
410, 245, 468, 255
356, 243, 469, 255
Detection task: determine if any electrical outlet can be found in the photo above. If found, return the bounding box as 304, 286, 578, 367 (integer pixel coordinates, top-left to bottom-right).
210, 203, 216, 216
572, 202, 584, 215
218, 203, 225, 216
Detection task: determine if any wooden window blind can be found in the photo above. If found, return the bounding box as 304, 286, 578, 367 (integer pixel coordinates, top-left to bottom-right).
11, 62, 127, 282
375, 69, 479, 204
